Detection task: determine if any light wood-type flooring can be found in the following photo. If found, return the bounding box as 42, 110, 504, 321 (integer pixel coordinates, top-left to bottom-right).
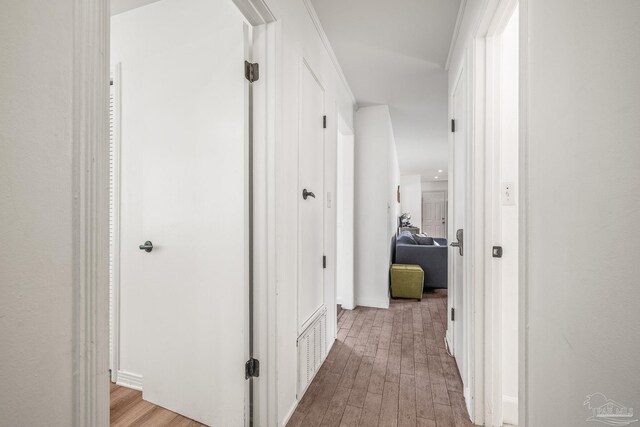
286, 290, 473, 427
110, 383, 206, 426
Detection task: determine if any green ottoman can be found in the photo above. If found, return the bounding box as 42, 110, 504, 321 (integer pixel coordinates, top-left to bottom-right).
390, 264, 424, 300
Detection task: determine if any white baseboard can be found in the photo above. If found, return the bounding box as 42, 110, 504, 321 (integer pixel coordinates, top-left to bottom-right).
503, 395, 518, 425
336, 296, 343, 305
116, 370, 143, 391
281, 400, 299, 427
464, 386, 472, 417
356, 297, 389, 309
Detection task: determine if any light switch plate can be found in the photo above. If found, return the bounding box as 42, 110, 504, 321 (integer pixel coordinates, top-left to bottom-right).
502, 182, 516, 206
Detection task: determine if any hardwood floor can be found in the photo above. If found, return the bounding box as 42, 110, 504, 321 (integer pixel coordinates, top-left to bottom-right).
110, 383, 206, 426
287, 290, 473, 427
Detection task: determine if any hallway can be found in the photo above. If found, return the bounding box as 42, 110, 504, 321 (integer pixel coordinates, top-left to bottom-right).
287, 291, 472, 427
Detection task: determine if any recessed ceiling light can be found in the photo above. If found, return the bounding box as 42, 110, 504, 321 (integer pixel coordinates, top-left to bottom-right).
434, 176, 439, 179
438, 169, 443, 173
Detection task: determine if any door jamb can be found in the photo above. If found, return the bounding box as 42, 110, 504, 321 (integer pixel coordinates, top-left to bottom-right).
335, 114, 355, 311
470, 0, 525, 426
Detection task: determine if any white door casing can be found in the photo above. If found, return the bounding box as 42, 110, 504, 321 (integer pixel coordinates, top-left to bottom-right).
298, 59, 326, 332
113, 0, 249, 425
336, 128, 355, 310
450, 65, 468, 391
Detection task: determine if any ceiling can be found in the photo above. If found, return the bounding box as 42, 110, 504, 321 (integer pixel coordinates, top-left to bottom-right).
310, 0, 461, 181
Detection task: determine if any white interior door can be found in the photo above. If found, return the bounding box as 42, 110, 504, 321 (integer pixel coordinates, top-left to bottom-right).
451, 69, 467, 386
298, 61, 326, 331
114, 1, 249, 425
422, 191, 446, 237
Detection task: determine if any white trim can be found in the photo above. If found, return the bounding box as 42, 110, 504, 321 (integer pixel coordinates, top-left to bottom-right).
233, 0, 276, 25
503, 395, 519, 425
468, 1, 522, 426
356, 297, 390, 309
518, 1, 529, 425
250, 18, 279, 427
109, 63, 123, 385
73, 0, 110, 426
116, 371, 143, 391
301, 0, 358, 107
445, 0, 468, 71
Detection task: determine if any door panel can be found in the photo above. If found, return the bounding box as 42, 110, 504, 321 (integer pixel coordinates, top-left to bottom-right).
422, 192, 446, 238
451, 70, 467, 385
298, 61, 325, 331
115, 1, 248, 425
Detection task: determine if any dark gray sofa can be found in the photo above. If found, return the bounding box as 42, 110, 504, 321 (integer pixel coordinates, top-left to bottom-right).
394, 231, 448, 289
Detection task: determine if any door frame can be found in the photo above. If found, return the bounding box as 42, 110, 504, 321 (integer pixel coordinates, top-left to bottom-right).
480, 2, 519, 425
464, 0, 528, 425
74, 0, 277, 425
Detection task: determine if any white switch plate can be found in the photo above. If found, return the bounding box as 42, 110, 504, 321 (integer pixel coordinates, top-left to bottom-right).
502, 182, 516, 206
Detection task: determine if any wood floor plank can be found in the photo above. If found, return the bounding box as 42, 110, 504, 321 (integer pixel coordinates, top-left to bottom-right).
417, 417, 437, 427
379, 322, 393, 350
379, 381, 400, 427
286, 411, 307, 427
338, 344, 365, 389
319, 386, 351, 427
391, 309, 403, 345
414, 331, 428, 365
339, 405, 363, 427
134, 406, 179, 427
358, 392, 383, 426
434, 403, 455, 427
332, 336, 357, 375
374, 310, 386, 327
348, 355, 374, 408
401, 330, 415, 375
448, 391, 474, 427
415, 362, 435, 421
427, 355, 451, 406
369, 347, 389, 395
385, 342, 402, 384
439, 349, 463, 393
302, 372, 343, 427
412, 306, 423, 334
399, 374, 417, 427
110, 384, 205, 427
112, 399, 156, 427
365, 326, 382, 357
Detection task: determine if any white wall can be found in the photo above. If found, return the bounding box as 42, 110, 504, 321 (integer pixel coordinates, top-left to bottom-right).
421, 180, 449, 193
354, 105, 400, 309
0, 1, 75, 425
499, 8, 519, 424
336, 130, 355, 309
525, 1, 640, 425
401, 175, 422, 229
266, 1, 357, 425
